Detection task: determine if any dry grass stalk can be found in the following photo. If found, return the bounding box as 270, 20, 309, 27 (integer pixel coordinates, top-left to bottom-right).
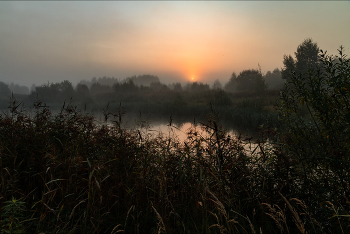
152, 206, 166, 234
207, 190, 228, 219
124, 205, 135, 229
279, 192, 306, 234
207, 190, 238, 233
247, 216, 256, 234
262, 202, 289, 234
110, 224, 124, 234
208, 212, 227, 234
69, 199, 87, 220
325, 201, 345, 234
290, 198, 321, 231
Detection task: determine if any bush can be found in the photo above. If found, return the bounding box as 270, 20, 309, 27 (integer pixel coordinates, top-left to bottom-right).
277, 46, 350, 231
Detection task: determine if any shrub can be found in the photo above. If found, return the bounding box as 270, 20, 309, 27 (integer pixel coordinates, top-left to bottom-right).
277, 46, 350, 231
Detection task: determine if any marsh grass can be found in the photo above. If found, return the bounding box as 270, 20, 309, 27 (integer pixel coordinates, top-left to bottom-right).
0, 98, 348, 233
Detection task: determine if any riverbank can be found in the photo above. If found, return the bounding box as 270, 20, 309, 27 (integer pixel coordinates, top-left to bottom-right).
0, 100, 347, 233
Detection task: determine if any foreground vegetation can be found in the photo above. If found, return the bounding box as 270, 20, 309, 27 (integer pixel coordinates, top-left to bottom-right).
1, 46, 350, 233
0, 101, 313, 234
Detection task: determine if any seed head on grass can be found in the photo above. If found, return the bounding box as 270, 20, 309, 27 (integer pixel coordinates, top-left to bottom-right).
152, 206, 166, 234
279, 192, 306, 234
262, 202, 289, 234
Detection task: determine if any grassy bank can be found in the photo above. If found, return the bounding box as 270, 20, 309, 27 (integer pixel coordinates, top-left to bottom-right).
0, 98, 348, 234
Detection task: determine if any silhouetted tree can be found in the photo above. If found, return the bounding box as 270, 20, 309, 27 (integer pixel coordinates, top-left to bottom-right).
97, 76, 119, 86
172, 94, 188, 107
169, 82, 183, 92
128, 74, 160, 87
31, 81, 75, 102
295, 38, 319, 75
76, 83, 89, 96
0, 81, 11, 97
78, 79, 90, 87
236, 69, 267, 93
212, 79, 222, 90
59, 80, 74, 97
224, 72, 238, 93
282, 38, 319, 81
113, 79, 138, 93
30, 84, 36, 93
9, 83, 29, 95
34, 83, 60, 102
187, 82, 210, 92
281, 55, 296, 82
150, 82, 169, 92
75, 83, 92, 104
264, 68, 284, 90
90, 83, 112, 95
212, 89, 232, 106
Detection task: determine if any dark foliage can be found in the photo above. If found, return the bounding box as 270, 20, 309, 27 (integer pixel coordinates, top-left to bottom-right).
282, 38, 320, 82
0, 81, 11, 97
235, 69, 268, 93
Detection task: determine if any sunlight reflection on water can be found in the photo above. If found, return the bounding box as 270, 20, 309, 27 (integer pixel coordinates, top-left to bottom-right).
148, 122, 263, 153
95, 114, 268, 154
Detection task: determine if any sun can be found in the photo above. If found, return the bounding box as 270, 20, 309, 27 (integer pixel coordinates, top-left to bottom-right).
189, 74, 197, 82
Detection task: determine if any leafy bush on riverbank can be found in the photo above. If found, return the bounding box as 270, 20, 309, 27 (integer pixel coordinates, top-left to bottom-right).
275, 46, 350, 232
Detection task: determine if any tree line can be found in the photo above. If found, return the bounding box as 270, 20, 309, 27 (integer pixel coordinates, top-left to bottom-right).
0, 38, 321, 108
22, 67, 283, 104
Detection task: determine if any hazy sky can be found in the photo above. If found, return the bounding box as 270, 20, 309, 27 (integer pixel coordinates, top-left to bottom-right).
1, 1, 349, 87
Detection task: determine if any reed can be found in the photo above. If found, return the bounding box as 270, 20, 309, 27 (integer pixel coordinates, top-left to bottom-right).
0, 97, 348, 233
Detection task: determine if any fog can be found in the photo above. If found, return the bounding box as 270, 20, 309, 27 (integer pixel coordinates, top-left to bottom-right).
1, 1, 349, 88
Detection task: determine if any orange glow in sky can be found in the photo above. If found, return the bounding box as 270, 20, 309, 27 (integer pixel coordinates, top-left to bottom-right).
1, 1, 349, 86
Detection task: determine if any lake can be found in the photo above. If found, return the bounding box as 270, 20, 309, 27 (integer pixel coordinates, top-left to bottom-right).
95, 113, 268, 154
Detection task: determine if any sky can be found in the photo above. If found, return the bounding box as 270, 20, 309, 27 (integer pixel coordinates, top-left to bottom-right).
1, 1, 349, 87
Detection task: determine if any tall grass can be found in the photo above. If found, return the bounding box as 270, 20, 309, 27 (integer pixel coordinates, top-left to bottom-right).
0, 98, 348, 233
